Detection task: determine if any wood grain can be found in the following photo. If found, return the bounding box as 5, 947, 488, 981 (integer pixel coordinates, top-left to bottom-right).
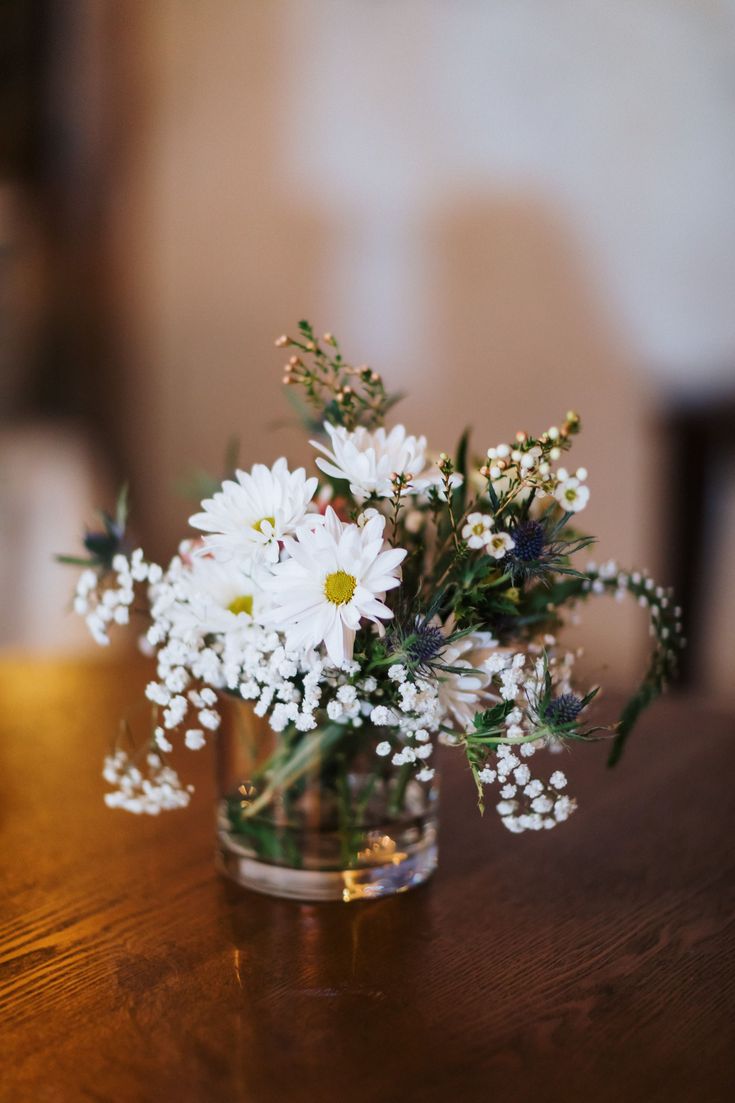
1, 657, 733, 1103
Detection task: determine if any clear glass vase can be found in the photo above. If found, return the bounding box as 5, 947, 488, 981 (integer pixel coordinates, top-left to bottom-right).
215, 697, 439, 902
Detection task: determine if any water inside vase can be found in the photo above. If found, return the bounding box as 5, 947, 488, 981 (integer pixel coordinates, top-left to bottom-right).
215, 702, 439, 901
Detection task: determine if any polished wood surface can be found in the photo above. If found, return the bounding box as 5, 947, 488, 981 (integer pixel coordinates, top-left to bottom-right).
2, 658, 733, 1103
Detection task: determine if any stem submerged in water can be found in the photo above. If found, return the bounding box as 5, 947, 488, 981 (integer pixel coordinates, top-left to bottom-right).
388, 763, 413, 817
221, 716, 435, 872
335, 758, 355, 867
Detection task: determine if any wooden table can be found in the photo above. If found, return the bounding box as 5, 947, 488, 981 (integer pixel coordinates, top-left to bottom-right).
1, 658, 733, 1103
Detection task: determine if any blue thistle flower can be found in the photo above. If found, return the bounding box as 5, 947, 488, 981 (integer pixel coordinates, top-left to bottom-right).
407, 623, 446, 665
83, 522, 125, 565
544, 693, 583, 725
511, 519, 546, 562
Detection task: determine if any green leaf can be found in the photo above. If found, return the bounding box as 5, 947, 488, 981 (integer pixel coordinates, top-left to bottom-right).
452, 426, 471, 516
56, 554, 95, 567
472, 700, 514, 730
224, 436, 240, 476
115, 483, 129, 531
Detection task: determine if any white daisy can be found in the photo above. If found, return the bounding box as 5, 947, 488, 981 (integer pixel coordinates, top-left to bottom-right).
486, 531, 515, 559
461, 512, 494, 549
554, 476, 590, 513
170, 556, 269, 635
189, 457, 319, 563
436, 632, 499, 730
311, 423, 429, 501
265, 506, 406, 665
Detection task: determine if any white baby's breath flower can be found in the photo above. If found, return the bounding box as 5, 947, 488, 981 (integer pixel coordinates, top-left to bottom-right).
79, 567, 98, 592
327, 700, 344, 720
189, 457, 319, 563
265, 507, 406, 666
337, 684, 358, 705
311, 422, 429, 500
153, 726, 173, 753
496, 752, 520, 777
103, 751, 191, 814
513, 764, 531, 786
370, 705, 395, 726
554, 796, 575, 821
146, 681, 170, 706
184, 729, 206, 750
198, 708, 221, 731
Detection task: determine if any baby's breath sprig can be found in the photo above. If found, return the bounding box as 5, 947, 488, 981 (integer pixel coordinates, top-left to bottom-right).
277, 320, 401, 430
458, 708, 569, 814
460, 656, 606, 814
577, 563, 685, 765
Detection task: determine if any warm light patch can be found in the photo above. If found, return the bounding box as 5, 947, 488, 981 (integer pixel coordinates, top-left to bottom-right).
228, 594, 254, 616
324, 570, 357, 606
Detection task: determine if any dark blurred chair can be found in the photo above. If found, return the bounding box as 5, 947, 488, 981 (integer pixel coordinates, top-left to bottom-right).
664, 394, 735, 686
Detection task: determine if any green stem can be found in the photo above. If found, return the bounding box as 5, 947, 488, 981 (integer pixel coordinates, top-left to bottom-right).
388, 763, 412, 817
241, 723, 345, 820
335, 759, 355, 868
354, 773, 379, 820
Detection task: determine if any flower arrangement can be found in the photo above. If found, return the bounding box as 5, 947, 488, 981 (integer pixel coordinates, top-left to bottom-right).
62, 321, 684, 847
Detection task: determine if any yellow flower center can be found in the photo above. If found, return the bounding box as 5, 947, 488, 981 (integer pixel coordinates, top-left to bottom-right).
324, 570, 357, 606
252, 516, 276, 534
564, 489, 577, 502
472, 522, 485, 535
227, 594, 254, 616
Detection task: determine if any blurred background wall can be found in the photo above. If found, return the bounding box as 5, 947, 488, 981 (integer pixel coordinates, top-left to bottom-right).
1, 1, 734, 696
